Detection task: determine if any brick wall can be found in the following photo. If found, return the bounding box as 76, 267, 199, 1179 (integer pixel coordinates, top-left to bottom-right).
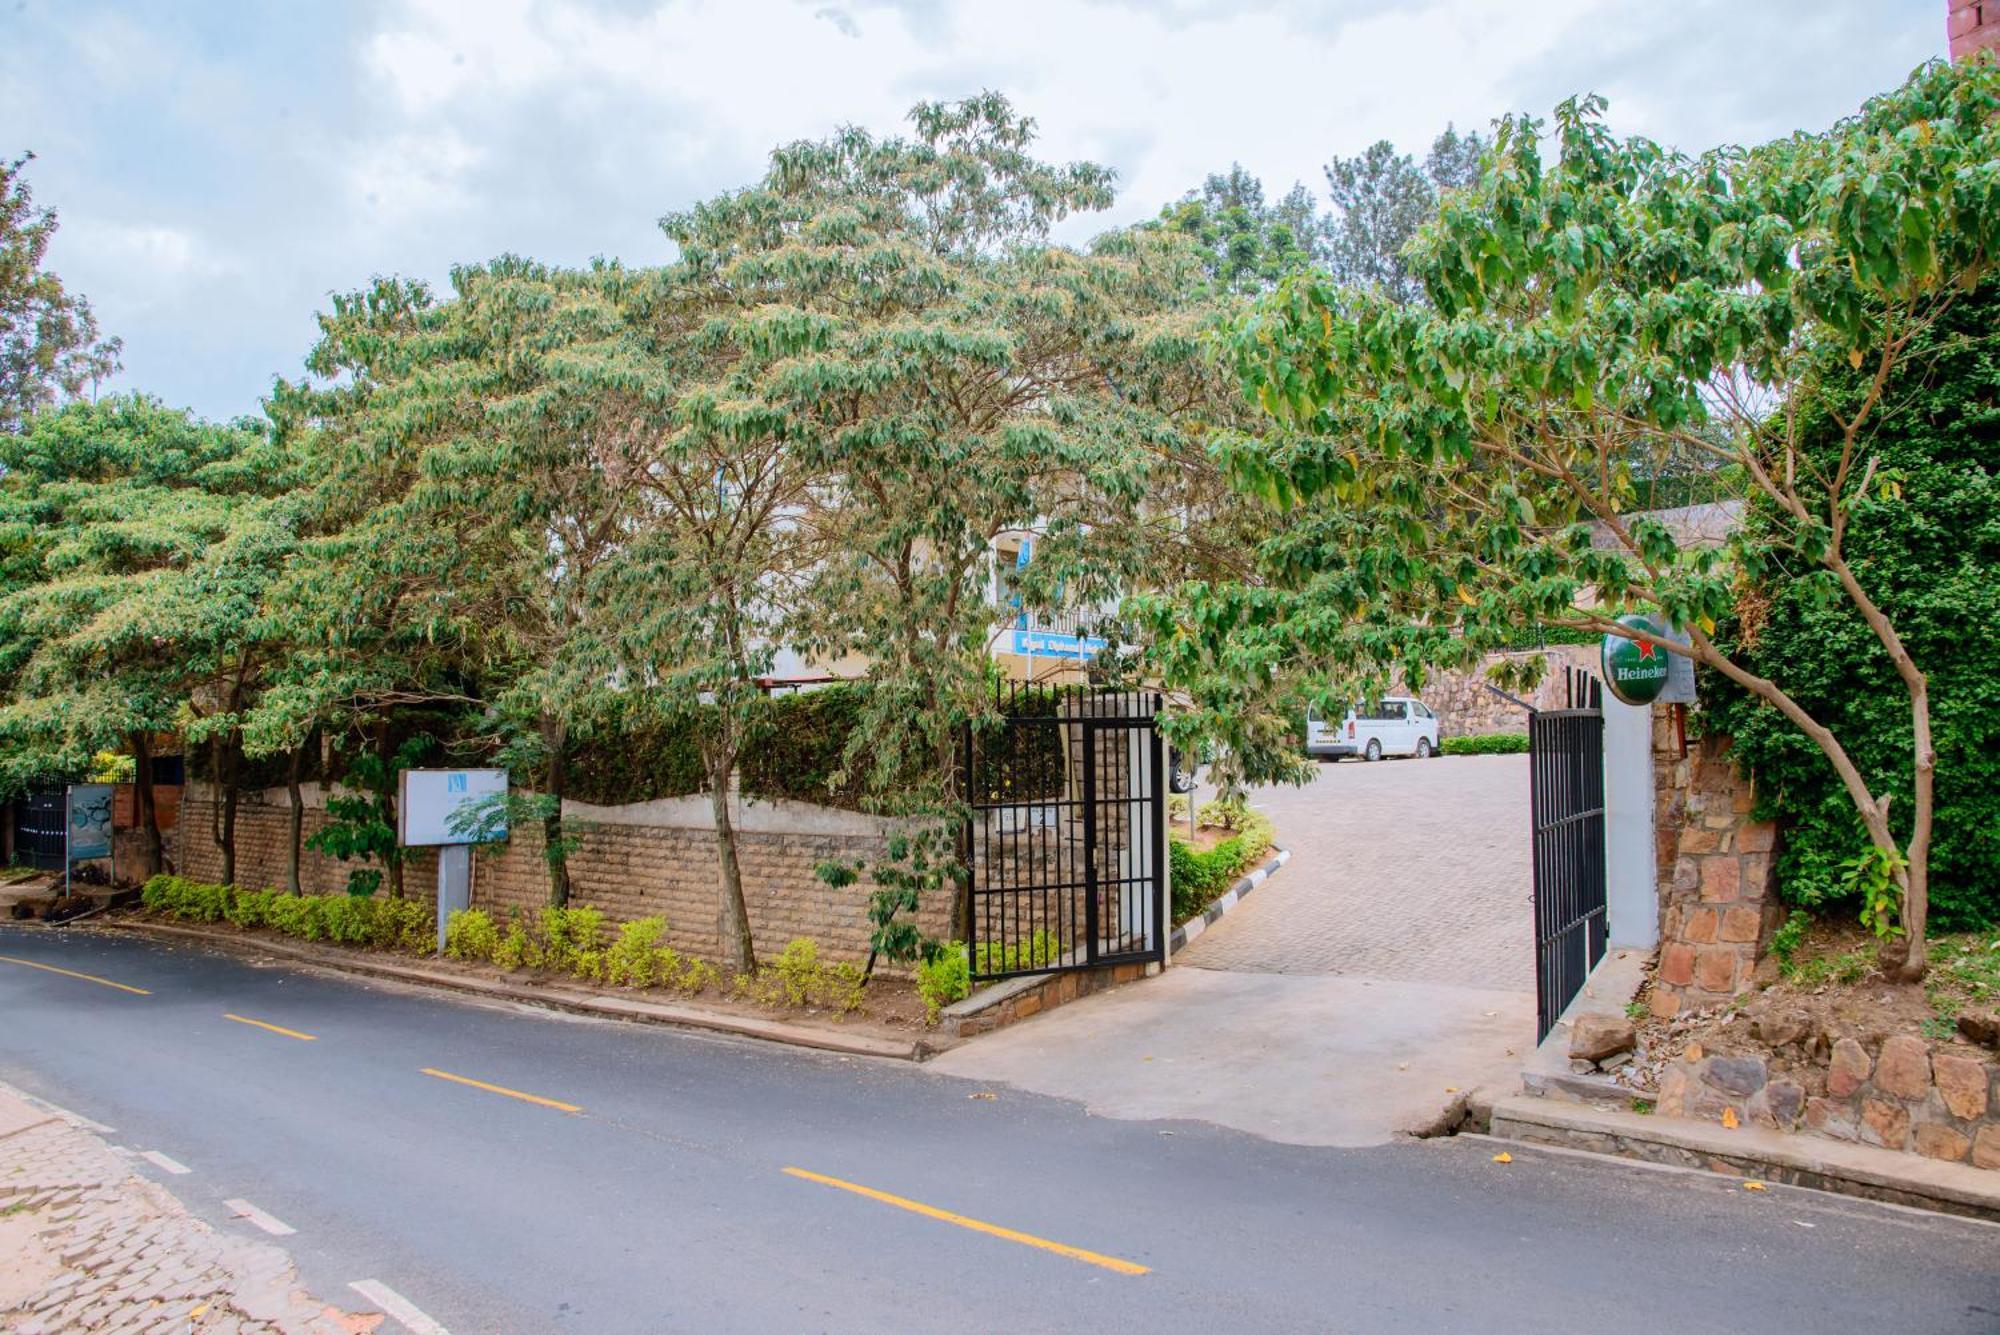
1949, 1, 2000, 61
1648, 712, 1781, 1017
177, 784, 948, 966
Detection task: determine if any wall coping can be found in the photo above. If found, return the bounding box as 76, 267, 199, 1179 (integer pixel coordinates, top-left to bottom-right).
185, 780, 898, 839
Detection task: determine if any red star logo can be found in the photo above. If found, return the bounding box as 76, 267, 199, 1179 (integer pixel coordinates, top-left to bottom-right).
1637, 640, 1657, 660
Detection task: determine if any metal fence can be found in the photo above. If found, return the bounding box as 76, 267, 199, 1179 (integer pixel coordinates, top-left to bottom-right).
11, 790, 66, 871
1530, 666, 1607, 1042
962, 683, 1165, 982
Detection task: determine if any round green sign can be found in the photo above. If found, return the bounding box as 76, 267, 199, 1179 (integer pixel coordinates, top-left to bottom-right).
1602, 614, 1671, 705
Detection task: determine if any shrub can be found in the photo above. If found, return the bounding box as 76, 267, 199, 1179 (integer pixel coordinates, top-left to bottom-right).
493, 917, 532, 970
972, 930, 1065, 977
445, 909, 501, 962
604, 917, 669, 986
226, 888, 275, 930
1441, 733, 1530, 756
916, 946, 971, 1023
535, 906, 605, 975
771, 938, 822, 1007
264, 893, 325, 941
1170, 808, 1276, 921
319, 894, 376, 945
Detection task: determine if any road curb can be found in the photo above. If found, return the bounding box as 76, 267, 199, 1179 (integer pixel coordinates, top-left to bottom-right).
1489, 1094, 2000, 1222
99, 919, 933, 1063
1168, 844, 1290, 955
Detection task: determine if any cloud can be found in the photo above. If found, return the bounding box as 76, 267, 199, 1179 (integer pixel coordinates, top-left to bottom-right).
0, 0, 1951, 419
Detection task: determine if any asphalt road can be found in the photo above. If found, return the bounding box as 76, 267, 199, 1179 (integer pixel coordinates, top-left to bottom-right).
2, 925, 1996, 1335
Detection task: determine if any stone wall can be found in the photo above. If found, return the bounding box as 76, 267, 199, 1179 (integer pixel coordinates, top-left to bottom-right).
1647, 715, 1781, 1017
1419, 643, 1597, 738
1656, 1036, 2000, 1171
176, 783, 948, 967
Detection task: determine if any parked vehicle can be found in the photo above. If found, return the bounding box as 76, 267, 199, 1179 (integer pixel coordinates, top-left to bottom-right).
1305, 697, 1441, 762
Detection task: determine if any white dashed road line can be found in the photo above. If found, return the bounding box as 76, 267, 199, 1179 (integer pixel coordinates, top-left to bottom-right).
350, 1279, 451, 1335
139, 1149, 192, 1175
224, 1197, 297, 1236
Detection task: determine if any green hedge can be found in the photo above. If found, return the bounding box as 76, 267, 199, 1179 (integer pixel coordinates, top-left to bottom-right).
1170, 807, 1275, 922
1706, 280, 2000, 930
1441, 733, 1529, 756
140, 874, 434, 952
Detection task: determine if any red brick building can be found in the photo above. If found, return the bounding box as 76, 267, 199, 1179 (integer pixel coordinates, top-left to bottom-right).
1950, 1, 2000, 60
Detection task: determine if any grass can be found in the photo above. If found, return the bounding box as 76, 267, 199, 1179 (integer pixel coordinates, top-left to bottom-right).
1924, 928, 2000, 1029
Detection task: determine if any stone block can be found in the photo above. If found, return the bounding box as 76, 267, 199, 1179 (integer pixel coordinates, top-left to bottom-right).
1827, 1038, 1871, 1099
1678, 827, 1721, 855
1569, 1012, 1637, 1063
1659, 943, 1696, 987
1671, 857, 1699, 894
1859, 1097, 1910, 1150
1913, 1123, 1971, 1163
1804, 1096, 1857, 1141
1648, 989, 1681, 1020
1932, 1053, 1989, 1121
1692, 947, 1736, 993
1974, 1123, 2000, 1171
1657, 1065, 1690, 1118
1767, 1078, 1804, 1129
1702, 1055, 1766, 1098
1873, 1035, 1932, 1101
1718, 906, 1761, 944
1698, 857, 1740, 904
1683, 908, 1717, 944
1737, 823, 1776, 854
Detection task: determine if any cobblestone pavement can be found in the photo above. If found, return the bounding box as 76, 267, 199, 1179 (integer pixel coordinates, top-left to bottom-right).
1177, 754, 1533, 991
0, 1086, 366, 1335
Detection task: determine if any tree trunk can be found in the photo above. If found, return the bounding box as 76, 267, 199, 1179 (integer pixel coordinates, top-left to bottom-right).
938, 723, 970, 944
707, 745, 756, 975
285, 740, 306, 896
541, 715, 571, 908
377, 722, 403, 899
128, 731, 162, 882
217, 737, 239, 888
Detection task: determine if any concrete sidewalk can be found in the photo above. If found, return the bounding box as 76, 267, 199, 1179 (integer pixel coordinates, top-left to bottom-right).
929, 966, 1531, 1145
0, 1084, 361, 1334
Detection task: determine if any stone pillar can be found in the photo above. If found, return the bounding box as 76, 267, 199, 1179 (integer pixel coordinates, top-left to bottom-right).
1648, 709, 1781, 1018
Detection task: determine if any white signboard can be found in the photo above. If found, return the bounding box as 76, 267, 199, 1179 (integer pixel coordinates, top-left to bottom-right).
398, 768, 509, 847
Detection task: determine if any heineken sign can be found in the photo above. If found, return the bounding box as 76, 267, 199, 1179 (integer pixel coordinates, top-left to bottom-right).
1602, 614, 1673, 705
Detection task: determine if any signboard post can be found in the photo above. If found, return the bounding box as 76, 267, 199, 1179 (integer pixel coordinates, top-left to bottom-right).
398, 769, 509, 954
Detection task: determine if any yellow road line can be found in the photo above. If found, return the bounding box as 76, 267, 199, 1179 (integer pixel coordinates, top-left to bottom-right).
223, 1013, 317, 1042
781, 1166, 1149, 1275
0, 954, 150, 995
420, 1067, 581, 1113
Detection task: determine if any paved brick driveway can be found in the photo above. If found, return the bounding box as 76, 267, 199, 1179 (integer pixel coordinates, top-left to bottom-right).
1178, 753, 1533, 992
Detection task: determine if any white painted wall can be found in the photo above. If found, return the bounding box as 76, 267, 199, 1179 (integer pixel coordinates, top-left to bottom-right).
1602, 695, 1659, 949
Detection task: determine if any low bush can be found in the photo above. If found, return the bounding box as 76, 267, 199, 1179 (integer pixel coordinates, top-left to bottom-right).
1170, 807, 1276, 921
445, 908, 501, 962
138, 874, 434, 953
972, 930, 1064, 977
1440, 733, 1529, 756
604, 916, 671, 986
917, 946, 971, 1023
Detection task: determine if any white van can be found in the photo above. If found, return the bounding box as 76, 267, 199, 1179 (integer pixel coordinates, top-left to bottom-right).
1305, 697, 1441, 761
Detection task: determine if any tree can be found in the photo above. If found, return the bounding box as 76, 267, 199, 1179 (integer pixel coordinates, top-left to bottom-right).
1155, 165, 1327, 295
1321, 125, 1488, 303
0, 396, 295, 882
271, 261, 646, 904
672, 94, 1244, 950
1, 154, 121, 434
1145, 62, 2000, 981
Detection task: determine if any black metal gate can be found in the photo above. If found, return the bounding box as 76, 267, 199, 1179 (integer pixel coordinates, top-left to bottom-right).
1531, 667, 1607, 1042
12, 789, 66, 871
962, 684, 1166, 982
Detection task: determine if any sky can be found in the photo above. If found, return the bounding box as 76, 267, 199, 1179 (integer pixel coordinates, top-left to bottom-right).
1, 0, 1949, 421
